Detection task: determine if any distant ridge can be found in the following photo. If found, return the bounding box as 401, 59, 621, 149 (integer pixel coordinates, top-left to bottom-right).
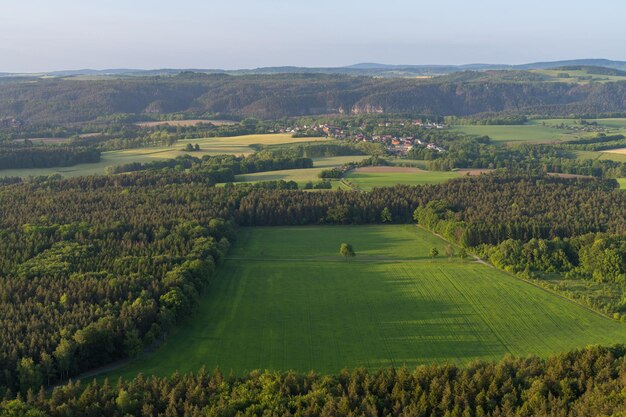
2, 58, 626, 78
515, 59, 626, 70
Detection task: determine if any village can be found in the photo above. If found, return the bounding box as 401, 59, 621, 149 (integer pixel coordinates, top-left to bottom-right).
281, 118, 447, 155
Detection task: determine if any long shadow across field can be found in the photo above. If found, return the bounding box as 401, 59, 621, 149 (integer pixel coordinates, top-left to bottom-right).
99, 225, 626, 381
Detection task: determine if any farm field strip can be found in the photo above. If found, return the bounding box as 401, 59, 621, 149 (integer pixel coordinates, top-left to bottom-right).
233, 155, 369, 184
101, 225, 625, 381
344, 169, 460, 190
0, 134, 329, 178
575, 150, 626, 163
603, 148, 626, 154
449, 124, 579, 143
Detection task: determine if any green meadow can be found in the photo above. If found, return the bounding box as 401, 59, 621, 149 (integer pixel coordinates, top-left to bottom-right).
344, 169, 460, 190
101, 225, 625, 380
575, 150, 626, 163
532, 69, 626, 84
449, 124, 579, 144
234, 155, 368, 184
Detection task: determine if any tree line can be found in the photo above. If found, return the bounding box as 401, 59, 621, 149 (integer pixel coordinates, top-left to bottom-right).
475, 233, 626, 318
406, 133, 626, 178
0, 145, 100, 170
105, 153, 313, 179
2, 345, 626, 417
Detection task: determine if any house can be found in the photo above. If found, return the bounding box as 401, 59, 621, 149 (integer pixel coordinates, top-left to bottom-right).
427, 143, 446, 152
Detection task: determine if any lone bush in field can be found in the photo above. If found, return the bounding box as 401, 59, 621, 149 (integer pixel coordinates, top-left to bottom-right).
429, 247, 439, 258
339, 243, 356, 261
381, 207, 392, 223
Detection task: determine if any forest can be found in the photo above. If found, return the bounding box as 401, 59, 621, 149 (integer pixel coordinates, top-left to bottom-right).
0, 145, 101, 170
406, 131, 626, 178
2, 345, 626, 417
105, 153, 314, 178
0, 172, 624, 396
0, 72, 625, 124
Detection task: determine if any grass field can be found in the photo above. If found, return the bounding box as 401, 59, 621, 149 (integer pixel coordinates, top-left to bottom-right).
101, 225, 625, 380
344, 167, 460, 190
0, 134, 329, 178
587, 118, 626, 129
449, 124, 579, 144
530, 118, 626, 131
532, 69, 626, 84
575, 150, 626, 163
450, 119, 626, 146
618, 178, 626, 190
234, 156, 368, 184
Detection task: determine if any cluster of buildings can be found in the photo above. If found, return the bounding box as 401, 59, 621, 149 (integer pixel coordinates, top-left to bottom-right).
279, 119, 448, 155
368, 136, 446, 155
0, 118, 23, 128
411, 119, 446, 129
278, 123, 349, 139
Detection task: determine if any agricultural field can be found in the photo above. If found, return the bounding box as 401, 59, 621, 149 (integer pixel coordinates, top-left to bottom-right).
529, 118, 626, 131
450, 118, 626, 145
233, 155, 368, 185
575, 150, 626, 163
0, 134, 328, 178
584, 118, 626, 129
344, 167, 460, 190
449, 124, 580, 144
102, 225, 625, 380
531, 69, 626, 84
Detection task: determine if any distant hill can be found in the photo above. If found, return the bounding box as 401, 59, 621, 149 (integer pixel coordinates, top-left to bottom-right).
3, 59, 626, 78
0, 71, 625, 124
516, 59, 626, 71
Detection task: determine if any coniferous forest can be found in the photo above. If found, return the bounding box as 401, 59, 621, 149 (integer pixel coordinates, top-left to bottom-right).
0, 172, 625, 405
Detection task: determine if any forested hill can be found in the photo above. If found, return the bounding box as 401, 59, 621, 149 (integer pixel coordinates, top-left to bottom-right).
1, 72, 625, 124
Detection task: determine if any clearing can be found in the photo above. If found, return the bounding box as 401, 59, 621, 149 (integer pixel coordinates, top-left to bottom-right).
101, 225, 625, 380
233, 155, 368, 185
344, 168, 460, 190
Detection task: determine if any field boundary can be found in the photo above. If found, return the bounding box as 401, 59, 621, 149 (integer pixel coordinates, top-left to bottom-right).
415, 224, 617, 321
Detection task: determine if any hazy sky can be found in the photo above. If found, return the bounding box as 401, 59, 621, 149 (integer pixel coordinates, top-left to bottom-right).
2, 0, 626, 72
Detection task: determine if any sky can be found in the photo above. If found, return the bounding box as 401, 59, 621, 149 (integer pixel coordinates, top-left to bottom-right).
1, 0, 626, 72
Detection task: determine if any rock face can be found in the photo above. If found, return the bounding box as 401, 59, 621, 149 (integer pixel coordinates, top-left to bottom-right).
351, 104, 384, 114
